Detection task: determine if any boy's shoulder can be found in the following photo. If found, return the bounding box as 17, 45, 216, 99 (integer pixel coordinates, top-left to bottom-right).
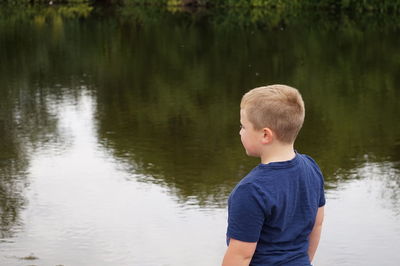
299, 153, 319, 165
238, 153, 323, 189
298, 153, 324, 175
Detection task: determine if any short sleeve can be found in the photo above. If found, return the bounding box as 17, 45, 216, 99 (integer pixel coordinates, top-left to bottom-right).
303, 154, 326, 207
319, 174, 326, 207
227, 183, 268, 243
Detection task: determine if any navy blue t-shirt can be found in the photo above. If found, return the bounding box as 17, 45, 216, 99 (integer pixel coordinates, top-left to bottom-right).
227, 153, 325, 266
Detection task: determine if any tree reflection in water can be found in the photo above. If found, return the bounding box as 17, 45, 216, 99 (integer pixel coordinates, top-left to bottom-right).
0, 4, 400, 245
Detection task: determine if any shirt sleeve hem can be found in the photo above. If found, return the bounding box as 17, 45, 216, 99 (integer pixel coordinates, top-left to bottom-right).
227, 232, 259, 243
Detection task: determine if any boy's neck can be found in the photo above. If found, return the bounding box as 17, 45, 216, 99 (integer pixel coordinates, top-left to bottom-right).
260, 142, 296, 165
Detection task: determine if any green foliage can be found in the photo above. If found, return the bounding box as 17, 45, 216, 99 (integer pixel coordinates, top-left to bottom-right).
3, 0, 89, 3
0, 3, 93, 26
2, 0, 400, 27
4, 0, 400, 12
127, 0, 400, 13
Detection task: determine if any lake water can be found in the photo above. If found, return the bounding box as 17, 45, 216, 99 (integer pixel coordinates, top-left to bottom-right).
0, 4, 400, 266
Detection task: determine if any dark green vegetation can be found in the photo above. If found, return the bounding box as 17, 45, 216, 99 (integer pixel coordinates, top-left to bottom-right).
3, 0, 400, 32
1, 4, 400, 239
5, 0, 400, 12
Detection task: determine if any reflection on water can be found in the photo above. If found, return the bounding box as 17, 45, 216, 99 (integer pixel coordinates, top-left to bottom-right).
0, 92, 227, 265
316, 162, 400, 266
0, 4, 400, 265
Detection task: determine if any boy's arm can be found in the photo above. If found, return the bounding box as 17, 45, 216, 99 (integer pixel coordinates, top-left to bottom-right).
308, 206, 324, 262
222, 238, 257, 266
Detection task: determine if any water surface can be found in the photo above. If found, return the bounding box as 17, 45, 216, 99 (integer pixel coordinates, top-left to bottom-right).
0, 5, 399, 265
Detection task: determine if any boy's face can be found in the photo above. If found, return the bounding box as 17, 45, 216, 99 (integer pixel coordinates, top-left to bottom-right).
239, 109, 263, 157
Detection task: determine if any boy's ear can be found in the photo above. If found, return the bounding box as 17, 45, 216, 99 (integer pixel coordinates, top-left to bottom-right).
261, 128, 273, 144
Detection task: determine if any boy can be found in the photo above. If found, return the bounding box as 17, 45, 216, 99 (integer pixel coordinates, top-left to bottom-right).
222, 85, 325, 266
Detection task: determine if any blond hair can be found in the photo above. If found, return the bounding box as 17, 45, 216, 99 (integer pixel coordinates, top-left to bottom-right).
240, 84, 305, 144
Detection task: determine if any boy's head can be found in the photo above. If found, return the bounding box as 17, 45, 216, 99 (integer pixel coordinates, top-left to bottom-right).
240, 84, 305, 144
